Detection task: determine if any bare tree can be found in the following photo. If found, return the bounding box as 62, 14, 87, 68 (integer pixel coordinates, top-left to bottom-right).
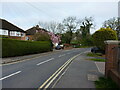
56, 23, 65, 34
63, 16, 79, 32
62, 16, 80, 43
38, 22, 49, 31
102, 17, 119, 30
38, 21, 60, 34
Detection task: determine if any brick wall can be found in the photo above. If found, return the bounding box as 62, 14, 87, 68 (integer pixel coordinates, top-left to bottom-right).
9, 36, 26, 40
105, 40, 120, 87
26, 35, 33, 40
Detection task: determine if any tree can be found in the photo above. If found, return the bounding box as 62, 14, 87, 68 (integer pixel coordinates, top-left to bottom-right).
56, 23, 65, 34
75, 17, 94, 46
38, 22, 49, 30
62, 16, 79, 44
92, 28, 118, 50
102, 17, 119, 30
102, 17, 120, 39
79, 17, 94, 38
61, 31, 72, 44
38, 21, 61, 34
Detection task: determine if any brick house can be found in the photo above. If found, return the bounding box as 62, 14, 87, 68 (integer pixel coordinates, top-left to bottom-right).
26, 25, 61, 46
26, 25, 47, 40
0, 19, 26, 40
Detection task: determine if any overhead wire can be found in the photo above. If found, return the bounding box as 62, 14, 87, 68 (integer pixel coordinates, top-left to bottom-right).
25, 2, 56, 20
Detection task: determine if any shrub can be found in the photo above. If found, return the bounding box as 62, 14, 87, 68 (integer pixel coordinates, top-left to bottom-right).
2, 38, 52, 57
95, 77, 119, 88
80, 36, 94, 46
92, 28, 118, 50
33, 32, 50, 41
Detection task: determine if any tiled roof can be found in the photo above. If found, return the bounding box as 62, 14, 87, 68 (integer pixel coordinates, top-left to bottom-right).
26, 26, 48, 35
0, 19, 26, 33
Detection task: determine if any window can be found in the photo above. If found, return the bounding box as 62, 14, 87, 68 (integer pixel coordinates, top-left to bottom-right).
10, 31, 15, 36
21, 32, 25, 37
16, 32, 21, 37
0, 29, 8, 35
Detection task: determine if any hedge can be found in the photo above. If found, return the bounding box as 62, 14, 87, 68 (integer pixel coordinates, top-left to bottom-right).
2, 38, 52, 57
92, 28, 118, 50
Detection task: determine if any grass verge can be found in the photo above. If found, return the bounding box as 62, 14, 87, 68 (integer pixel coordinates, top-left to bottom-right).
89, 58, 106, 62
87, 52, 102, 57
95, 77, 119, 88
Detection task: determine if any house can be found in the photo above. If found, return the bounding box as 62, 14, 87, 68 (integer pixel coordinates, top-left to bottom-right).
26, 25, 61, 46
0, 19, 26, 40
26, 25, 47, 40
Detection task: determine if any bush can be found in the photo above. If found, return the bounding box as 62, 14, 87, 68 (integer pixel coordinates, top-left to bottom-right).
2, 38, 52, 57
95, 77, 119, 88
80, 36, 94, 46
33, 32, 51, 41
92, 28, 118, 50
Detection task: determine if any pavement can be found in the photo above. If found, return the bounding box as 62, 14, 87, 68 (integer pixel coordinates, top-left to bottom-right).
1, 49, 61, 64
53, 51, 105, 88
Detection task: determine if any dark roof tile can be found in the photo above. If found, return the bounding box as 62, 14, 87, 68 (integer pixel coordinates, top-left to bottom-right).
0, 19, 26, 33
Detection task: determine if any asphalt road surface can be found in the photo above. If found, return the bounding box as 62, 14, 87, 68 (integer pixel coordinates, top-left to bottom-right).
1, 48, 90, 88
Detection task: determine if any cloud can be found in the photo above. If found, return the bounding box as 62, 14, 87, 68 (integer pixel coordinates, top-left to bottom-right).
1, 0, 119, 2
1, 2, 118, 33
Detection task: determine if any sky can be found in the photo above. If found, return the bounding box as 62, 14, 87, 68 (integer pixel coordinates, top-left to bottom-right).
0, 0, 120, 33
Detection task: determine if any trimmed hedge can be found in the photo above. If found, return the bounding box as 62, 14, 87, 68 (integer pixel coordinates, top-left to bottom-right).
2, 38, 52, 57
92, 28, 118, 50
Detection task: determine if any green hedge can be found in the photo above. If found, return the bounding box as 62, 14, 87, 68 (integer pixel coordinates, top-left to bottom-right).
2, 38, 52, 57
92, 28, 118, 50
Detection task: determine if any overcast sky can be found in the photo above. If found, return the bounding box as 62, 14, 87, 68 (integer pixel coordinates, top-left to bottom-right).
0, 0, 119, 33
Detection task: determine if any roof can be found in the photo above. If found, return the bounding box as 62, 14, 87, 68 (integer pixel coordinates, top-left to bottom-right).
26, 27, 37, 35
26, 25, 48, 35
0, 19, 26, 33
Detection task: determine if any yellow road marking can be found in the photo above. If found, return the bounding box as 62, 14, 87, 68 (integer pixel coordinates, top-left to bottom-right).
45, 58, 72, 88
38, 57, 70, 89
38, 51, 89, 89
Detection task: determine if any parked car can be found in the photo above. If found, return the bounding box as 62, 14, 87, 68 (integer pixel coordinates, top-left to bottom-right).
91, 47, 105, 54
55, 45, 61, 50
60, 44, 64, 49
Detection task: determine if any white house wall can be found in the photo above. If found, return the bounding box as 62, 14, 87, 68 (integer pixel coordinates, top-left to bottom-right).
0, 29, 8, 35
0, 29, 25, 37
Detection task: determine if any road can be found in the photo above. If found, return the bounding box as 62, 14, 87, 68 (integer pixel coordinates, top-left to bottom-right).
1, 48, 90, 88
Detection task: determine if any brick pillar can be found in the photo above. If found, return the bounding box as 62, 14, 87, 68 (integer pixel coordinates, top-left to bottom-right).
104, 40, 120, 77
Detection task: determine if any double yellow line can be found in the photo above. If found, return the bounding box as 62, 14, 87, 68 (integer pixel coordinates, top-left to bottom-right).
38, 52, 85, 90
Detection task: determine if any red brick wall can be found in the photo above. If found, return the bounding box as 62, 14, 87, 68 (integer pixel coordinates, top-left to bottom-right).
105, 44, 119, 76
26, 35, 33, 40
9, 36, 21, 40
109, 69, 120, 87
105, 40, 120, 87
9, 36, 26, 40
